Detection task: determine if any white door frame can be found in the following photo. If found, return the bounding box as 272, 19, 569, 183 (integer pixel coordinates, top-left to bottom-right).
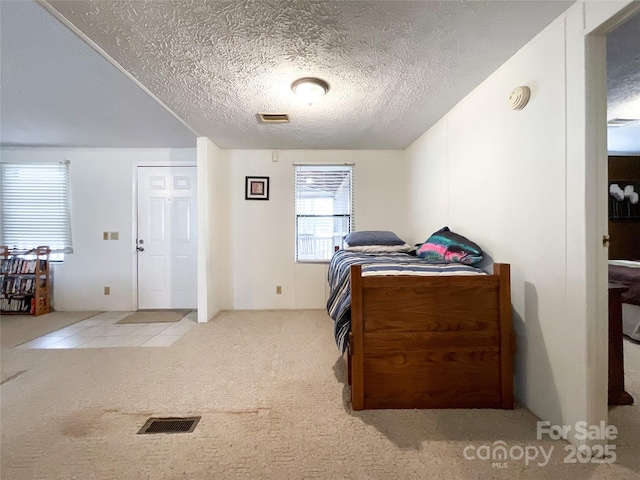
130, 159, 196, 311
580, 0, 640, 444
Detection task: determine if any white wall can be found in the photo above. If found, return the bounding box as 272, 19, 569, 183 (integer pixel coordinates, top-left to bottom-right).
408, 19, 568, 423
1, 146, 404, 313
0, 147, 196, 311
405, 0, 637, 446
223, 149, 407, 310
608, 123, 640, 154
197, 137, 231, 322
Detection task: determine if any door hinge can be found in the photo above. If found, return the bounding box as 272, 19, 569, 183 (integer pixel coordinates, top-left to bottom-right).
602, 235, 610, 247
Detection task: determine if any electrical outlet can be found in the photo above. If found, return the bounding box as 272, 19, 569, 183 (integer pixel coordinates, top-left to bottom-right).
276, 285, 282, 294
104, 286, 110, 295
110, 231, 119, 241
103, 231, 109, 240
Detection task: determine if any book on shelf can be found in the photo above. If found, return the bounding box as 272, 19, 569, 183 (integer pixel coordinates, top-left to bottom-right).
0, 245, 51, 315
0, 297, 32, 313
0, 258, 38, 275
1, 276, 36, 295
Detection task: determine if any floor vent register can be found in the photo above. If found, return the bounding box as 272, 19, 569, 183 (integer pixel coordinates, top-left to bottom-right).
137, 417, 200, 434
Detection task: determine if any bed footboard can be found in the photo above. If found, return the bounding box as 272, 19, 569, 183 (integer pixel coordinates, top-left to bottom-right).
348, 263, 513, 410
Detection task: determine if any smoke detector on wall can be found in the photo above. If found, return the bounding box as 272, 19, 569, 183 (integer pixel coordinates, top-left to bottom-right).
508, 86, 531, 110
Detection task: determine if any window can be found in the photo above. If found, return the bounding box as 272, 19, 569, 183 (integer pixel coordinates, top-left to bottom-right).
1, 161, 73, 259
295, 165, 353, 262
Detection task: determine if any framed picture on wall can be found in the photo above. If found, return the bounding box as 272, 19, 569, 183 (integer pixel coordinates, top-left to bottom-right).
245, 176, 269, 200
609, 181, 640, 219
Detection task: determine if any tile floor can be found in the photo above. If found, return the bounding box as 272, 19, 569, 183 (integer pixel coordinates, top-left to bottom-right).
16, 311, 197, 349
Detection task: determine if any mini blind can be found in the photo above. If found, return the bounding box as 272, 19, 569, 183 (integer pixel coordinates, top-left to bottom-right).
294, 165, 354, 262
1, 161, 73, 254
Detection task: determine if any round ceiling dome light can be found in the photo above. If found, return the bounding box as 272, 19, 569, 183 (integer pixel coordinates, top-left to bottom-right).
291, 77, 329, 105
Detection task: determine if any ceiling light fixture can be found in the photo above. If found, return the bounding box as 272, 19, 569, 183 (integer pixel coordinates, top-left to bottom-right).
607, 118, 638, 127
291, 77, 329, 105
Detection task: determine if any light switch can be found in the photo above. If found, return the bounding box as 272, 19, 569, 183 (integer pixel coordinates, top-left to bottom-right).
110, 232, 119, 241
103, 231, 109, 240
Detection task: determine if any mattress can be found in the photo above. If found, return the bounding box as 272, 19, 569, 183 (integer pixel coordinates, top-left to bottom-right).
608, 260, 640, 306
326, 249, 485, 354
622, 303, 640, 341
609, 260, 640, 342
609, 260, 640, 268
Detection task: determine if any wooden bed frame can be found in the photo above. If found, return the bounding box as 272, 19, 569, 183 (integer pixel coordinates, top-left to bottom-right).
346, 263, 514, 410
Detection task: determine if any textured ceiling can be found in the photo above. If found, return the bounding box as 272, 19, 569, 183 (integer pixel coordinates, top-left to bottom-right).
4, 1, 636, 151
0, 1, 197, 148
607, 12, 640, 122
40, 0, 575, 150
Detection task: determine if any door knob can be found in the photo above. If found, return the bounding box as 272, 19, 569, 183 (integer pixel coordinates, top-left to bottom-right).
136, 246, 145, 252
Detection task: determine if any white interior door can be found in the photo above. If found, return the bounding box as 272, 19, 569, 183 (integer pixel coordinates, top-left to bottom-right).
137, 166, 197, 309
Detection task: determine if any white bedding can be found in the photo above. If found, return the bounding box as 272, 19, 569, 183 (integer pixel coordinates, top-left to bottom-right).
609, 260, 640, 268
610, 260, 640, 341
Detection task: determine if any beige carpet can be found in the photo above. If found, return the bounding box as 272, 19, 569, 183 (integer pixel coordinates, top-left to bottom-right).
115, 309, 190, 324
1, 309, 639, 480
0, 310, 101, 348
